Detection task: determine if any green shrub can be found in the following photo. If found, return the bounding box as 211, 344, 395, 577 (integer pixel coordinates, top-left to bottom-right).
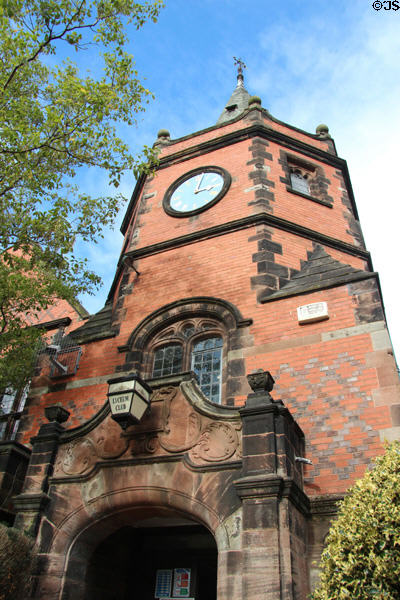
0, 523, 36, 600
312, 441, 400, 600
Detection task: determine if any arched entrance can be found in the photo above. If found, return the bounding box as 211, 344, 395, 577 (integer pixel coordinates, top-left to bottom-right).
62, 506, 218, 600
85, 522, 217, 600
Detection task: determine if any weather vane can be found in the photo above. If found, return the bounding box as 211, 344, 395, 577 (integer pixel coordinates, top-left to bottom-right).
233, 57, 246, 87
233, 57, 246, 77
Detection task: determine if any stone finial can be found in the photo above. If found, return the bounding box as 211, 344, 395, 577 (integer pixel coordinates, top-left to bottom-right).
154, 129, 171, 147
248, 95, 262, 108
44, 404, 70, 424
315, 123, 330, 138
247, 369, 275, 393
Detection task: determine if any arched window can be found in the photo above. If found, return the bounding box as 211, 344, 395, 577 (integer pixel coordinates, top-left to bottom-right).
290, 169, 310, 195
124, 297, 251, 407
191, 337, 223, 404
150, 320, 224, 404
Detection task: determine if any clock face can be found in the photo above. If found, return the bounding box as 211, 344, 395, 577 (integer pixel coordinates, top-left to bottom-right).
163, 167, 231, 217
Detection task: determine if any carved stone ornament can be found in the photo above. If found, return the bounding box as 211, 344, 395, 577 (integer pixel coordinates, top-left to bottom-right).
55, 415, 129, 477
45, 404, 70, 423
131, 433, 159, 456
247, 370, 275, 393
189, 422, 239, 463
158, 384, 242, 464
54, 382, 242, 473
61, 438, 97, 476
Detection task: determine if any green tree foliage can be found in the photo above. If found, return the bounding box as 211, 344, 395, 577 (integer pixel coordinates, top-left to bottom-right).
0, 0, 163, 390
312, 441, 400, 600
0, 522, 36, 600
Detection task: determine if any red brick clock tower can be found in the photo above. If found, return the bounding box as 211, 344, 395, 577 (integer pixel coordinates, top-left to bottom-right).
7, 65, 400, 600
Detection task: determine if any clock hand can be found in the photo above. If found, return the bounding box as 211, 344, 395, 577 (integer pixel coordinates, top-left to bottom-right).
196, 184, 217, 193
194, 173, 204, 193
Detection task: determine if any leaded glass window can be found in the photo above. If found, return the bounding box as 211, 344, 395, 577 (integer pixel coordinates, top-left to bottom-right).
0, 385, 29, 440
191, 337, 223, 404
290, 170, 310, 195
152, 344, 183, 377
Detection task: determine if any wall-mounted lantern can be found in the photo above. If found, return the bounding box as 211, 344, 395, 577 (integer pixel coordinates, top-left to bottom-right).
107, 374, 152, 430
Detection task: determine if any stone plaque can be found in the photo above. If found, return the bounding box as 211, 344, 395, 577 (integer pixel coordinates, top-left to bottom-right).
297, 301, 329, 324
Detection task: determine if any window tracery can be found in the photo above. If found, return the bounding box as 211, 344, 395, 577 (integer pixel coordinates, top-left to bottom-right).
149, 318, 225, 404
121, 296, 251, 407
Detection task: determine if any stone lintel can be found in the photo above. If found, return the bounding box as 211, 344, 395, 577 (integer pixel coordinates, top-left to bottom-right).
234, 474, 309, 515
234, 473, 284, 499
148, 370, 195, 389
309, 494, 343, 516
13, 491, 51, 513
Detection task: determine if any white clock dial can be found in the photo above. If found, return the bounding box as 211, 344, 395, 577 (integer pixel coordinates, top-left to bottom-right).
163, 167, 231, 217
170, 172, 224, 212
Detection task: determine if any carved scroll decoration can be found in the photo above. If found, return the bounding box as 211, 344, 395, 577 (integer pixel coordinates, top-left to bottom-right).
189, 422, 239, 462
131, 433, 159, 456
54, 383, 242, 475
55, 415, 129, 477
157, 385, 241, 464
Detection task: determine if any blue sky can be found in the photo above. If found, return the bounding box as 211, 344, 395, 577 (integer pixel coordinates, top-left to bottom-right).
75, 0, 400, 359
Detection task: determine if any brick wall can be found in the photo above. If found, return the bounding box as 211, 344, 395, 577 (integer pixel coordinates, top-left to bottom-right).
19, 104, 400, 500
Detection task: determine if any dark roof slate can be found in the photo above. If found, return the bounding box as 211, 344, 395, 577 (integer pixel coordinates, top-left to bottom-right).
261, 245, 376, 303
216, 81, 251, 125
70, 302, 117, 344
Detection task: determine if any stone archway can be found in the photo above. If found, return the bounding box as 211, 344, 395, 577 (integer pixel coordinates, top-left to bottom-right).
60, 505, 219, 600
29, 376, 243, 600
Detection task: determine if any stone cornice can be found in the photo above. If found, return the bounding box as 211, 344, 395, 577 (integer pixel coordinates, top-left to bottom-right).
234, 473, 310, 515
13, 492, 51, 513
180, 377, 241, 421
123, 212, 371, 265
183, 456, 242, 472
0, 440, 31, 460
281, 479, 311, 516
121, 122, 351, 238
157, 123, 342, 173
239, 399, 305, 443
59, 401, 110, 443
157, 106, 336, 158
234, 472, 284, 499
49, 454, 185, 484
30, 421, 66, 445
309, 494, 343, 516
261, 271, 378, 303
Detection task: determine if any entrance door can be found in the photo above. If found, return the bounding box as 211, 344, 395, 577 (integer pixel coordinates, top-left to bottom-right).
85, 524, 217, 600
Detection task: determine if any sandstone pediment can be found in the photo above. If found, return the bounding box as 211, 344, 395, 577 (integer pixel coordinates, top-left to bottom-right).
53, 373, 242, 480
